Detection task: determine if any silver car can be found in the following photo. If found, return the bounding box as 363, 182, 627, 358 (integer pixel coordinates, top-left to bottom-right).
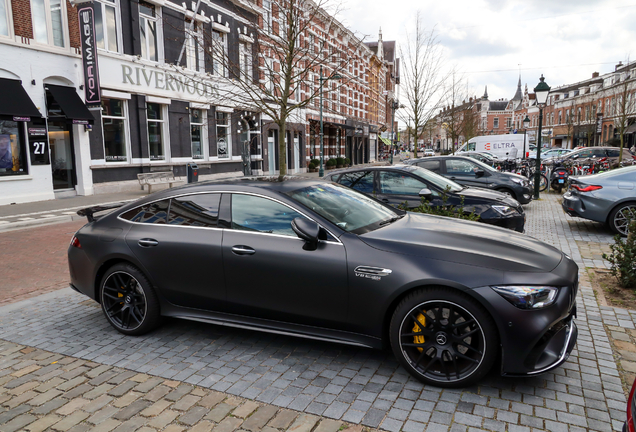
562, 166, 636, 235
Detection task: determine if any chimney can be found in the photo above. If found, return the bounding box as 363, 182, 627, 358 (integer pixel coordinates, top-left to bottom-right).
616, 61, 623, 71
592, 72, 599, 78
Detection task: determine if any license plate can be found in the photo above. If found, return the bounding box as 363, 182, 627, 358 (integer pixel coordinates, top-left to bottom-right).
558, 179, 564, 183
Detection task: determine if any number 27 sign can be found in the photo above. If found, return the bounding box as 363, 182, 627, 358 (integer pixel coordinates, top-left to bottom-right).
28, 127, 50, 165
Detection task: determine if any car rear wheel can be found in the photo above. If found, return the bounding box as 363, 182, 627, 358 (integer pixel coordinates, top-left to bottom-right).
609, 202, 636, 236
100, 263, 161, 336
389, 287, 498, 387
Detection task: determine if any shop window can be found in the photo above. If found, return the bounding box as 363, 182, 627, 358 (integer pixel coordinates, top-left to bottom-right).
216, 111, 231, 158
168, 193, 220, 227
0, 0, 11, 37
94, 0, 120, 52
0, 120, 27, 177
139, 1, 160, 62
185, 20, 204, 72
147, 103, 167, 161
101, 98, 128, 162
211, 30, 227, 77
30, 0, 66, 47
190, 108, 205, 160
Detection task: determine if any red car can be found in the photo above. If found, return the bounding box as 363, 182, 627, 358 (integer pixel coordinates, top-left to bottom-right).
625, 378, 636, 431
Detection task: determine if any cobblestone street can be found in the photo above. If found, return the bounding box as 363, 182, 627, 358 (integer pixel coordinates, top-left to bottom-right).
0, 192, 633, 432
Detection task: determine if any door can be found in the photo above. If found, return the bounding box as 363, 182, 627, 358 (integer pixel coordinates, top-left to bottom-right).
293, 132, 300, 173
376, 170, 438, 209
222, 193, 348, 327
48, 120, 76, 190
123, 194, 226, 310
444, 158, 491, 188
268, 130, 275, 174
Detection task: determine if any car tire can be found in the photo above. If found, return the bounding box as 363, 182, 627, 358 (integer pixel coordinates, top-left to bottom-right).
389, 287, 498, 388
608, 201, 636, 237
100, 263, 161, 336
495, 188, 515, 198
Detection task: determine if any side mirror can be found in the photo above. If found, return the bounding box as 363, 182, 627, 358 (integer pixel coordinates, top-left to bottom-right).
291, 218, 320, 250
475, 169, 485, 178
418, 188, 433, 200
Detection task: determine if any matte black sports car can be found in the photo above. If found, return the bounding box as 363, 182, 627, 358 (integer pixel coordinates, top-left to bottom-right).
69, 177, 578, 387
326, 165, 525, 232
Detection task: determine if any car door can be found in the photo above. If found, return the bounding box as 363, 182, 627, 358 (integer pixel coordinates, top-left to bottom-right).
222, 193, 348, 328
376, 170, 434, 208
444, 158, 491, 188
123, 193, 226, 310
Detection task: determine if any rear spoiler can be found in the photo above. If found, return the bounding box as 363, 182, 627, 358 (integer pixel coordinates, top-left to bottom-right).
77, 203, 126, 223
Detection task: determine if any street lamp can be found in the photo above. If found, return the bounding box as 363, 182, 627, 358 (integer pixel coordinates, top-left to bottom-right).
522, 115, 530, 159
319, 65, 342, 177
533, 75, 551, 199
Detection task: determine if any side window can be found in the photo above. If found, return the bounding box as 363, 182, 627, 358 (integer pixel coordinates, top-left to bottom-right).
379, 171, 426, 195
605, 149, 619, 158
231, 194, 303, 237
338, 171, 374, 193
417, 160, 440, 172
120, 199, 169, 224
168, 193, 220, 227
467, 143, 476, 151
577, 149, 592, 158
446, 159, 477, 176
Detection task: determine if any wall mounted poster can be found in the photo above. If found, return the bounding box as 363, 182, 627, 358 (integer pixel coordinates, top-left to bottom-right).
0, 135, 12, 169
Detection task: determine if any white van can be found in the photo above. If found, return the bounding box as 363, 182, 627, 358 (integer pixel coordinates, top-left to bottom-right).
455, 134, 530, 159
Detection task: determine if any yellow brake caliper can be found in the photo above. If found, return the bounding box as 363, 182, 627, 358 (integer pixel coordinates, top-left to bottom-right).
118, 292, 124, 304
412, 313, 426, 352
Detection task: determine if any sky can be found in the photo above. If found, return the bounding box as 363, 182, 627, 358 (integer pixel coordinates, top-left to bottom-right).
338, 0, 635, 113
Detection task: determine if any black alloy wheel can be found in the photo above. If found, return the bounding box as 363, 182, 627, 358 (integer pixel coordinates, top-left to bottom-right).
390, 288, 498, 387
609, 202, 636, 236
100, 263, 160, 336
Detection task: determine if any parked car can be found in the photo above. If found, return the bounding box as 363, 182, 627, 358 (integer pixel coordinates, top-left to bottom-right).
326, 165, 525, 232
423, 148, 436, 157
527, 148, 572, 160
70, 176, 578, 388
624, 377, 636, 432
545, 146, 635, 168
405, 156, 534, 204
562, 165, 636, 236
458, 151, 496, 166
456, 134, 525, 159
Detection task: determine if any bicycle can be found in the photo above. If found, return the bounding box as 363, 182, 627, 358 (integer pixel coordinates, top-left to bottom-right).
519, 160, 548, 192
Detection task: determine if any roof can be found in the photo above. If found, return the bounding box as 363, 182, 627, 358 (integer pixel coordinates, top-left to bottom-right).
366, 40, 396, 62
489, 101, 509, 111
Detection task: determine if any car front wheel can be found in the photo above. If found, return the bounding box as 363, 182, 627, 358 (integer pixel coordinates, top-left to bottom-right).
609, 202, 636, 236
390, 287, 498, 387
100, 263, 161, 336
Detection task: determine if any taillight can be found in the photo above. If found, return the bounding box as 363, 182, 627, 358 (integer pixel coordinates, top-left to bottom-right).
70, 236, 81, 248
571, 184, 602, 192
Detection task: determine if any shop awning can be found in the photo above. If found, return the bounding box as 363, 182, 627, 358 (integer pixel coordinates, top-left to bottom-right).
45, 84, 95, 124
625, 123, 636, 134
379, 136, 393, 146
0, 78, 42, 120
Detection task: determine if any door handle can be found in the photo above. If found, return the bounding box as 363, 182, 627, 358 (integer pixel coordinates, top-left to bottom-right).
232, 245, 255, 255
381, 198, 390, 202
450, 176, 457, 180
138, 238, 158, 247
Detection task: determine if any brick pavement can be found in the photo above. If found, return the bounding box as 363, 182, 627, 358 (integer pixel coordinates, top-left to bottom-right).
0, 191, 631, 432
0, 220, 86, 306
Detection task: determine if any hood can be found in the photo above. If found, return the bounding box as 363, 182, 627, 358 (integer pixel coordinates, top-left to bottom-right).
360, 213, 562, 272
501, 172, 527, 182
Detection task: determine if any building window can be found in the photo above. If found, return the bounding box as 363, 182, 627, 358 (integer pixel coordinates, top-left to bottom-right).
94, 0, 119, 52
262, 0, 272, 33
239, 42, 252, 82
190, 108, 205, 160
0, 120, 27, 176
185, 21, 204, 72
101, 98, 128, 162
0, 0, 11, 37
31, 0, 66, 47
211, 30, 227, 77
216, 111, 231, 159
493, 118, 499, 129
139, 1, 160, 62
506, 118, 511, 128
147, 103, 166, 161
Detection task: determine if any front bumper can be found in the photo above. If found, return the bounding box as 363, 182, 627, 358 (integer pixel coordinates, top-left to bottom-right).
515, 186, 533, 204
482, 214, 525, 233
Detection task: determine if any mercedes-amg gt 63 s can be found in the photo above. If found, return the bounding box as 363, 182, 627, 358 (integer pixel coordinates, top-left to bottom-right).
69, 177, 578, 387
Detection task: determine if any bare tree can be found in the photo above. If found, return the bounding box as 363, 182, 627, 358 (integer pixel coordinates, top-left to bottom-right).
440, 73, 475, 152
399, 14, 449, 159
170, 0, 362, 175
613, 66, 636, 163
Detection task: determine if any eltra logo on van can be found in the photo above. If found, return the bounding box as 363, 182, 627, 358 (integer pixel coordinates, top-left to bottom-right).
485, 143, 491, 150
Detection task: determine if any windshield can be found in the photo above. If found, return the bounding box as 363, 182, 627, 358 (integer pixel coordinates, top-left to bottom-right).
287, 183, 399, 234
406, 166, 464, 193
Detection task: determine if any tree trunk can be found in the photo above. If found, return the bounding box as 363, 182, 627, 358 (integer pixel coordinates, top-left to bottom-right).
278, 120, 287, 176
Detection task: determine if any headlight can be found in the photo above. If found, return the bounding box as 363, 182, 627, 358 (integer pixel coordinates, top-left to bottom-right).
510, 177, 524, 185
492, 205, 517, 216
491, 285, 559, 309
